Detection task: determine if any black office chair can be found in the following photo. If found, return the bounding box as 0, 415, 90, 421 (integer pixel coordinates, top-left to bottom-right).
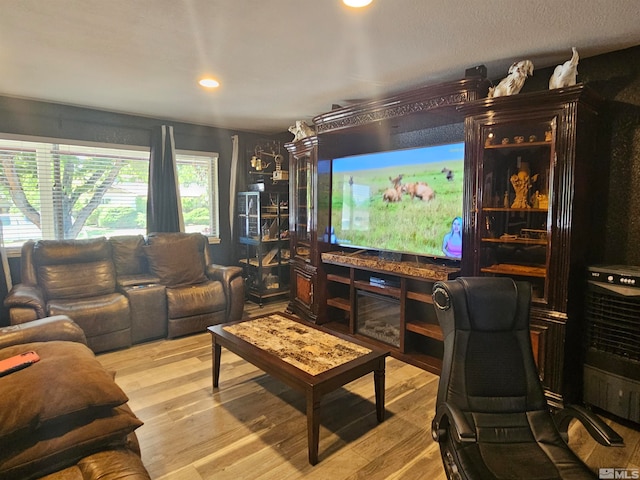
431, 277, 623, 480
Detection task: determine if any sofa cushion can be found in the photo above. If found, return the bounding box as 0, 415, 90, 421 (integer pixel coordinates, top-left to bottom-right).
109, 235, 147, 277
33, 238, 116, 300
0, 405, 142, 480
0, 341, 129, 445
166, 280, 226, 318
144, 234, 207, 287
47, 293, 131, 339
33, 238, 111, 266
38, 260, 117, 300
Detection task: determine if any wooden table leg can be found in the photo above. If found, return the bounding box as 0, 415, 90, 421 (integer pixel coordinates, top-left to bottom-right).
212, 338, 221, 389
306, 390, 321, 465
374, 360, 386, 422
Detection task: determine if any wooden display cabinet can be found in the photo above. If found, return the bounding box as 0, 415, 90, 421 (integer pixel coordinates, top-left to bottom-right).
285, 136, 324, 322
460, 85, 606, 406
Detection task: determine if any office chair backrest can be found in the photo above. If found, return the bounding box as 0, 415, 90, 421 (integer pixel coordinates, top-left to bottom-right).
433, 277, 547, 415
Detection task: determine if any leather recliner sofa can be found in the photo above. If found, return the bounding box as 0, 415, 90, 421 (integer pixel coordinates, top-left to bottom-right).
0, 315, 151, 479
110, 232, 245, 339
4, 233, 245, 352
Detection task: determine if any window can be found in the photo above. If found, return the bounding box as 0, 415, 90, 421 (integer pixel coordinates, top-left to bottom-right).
0, 135, 219, 249
175, 151, 220, 238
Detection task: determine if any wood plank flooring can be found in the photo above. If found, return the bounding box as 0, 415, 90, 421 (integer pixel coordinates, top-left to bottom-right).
97, 301, 640, 479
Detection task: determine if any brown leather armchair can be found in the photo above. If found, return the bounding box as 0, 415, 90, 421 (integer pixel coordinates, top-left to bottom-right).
4, 238, 131, 353
0, 315, 150, 479
142, 232, 244, 338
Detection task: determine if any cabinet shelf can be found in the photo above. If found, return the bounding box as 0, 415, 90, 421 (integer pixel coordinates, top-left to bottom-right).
354, 279, 401, 298
327, 273, 350, 285
484, 141, 552, 150
481, 263, 546, 278
397, 351, 442, 375
405, 320, 443, 340
482, 237, 547, 246
483, 208, 547, 213
239, 237, 288, 245
406, 290, 434, 304
327, 297, 350, 311
239, 259, 287, 268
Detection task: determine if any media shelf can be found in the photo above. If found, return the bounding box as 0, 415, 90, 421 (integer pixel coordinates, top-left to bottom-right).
237, 191, 290, 305
321, 251, 458, 373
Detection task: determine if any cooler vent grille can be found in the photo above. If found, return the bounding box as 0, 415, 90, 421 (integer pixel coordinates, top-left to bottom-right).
585, 290, 640, 361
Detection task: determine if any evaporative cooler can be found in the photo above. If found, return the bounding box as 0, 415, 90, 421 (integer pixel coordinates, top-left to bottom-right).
583, 265, 640, 423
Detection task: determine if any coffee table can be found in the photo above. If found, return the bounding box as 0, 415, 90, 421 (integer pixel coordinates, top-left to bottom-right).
208, 313, 389, 465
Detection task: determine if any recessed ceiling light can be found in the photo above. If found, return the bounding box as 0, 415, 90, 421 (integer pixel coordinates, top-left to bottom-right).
199, 78, 220, 88
343, 0, 372, 7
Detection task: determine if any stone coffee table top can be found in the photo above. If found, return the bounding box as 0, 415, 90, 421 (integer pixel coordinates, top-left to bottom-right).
223, 314, 372, 376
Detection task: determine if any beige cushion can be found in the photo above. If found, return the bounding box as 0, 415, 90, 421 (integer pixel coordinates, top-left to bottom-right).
0, 341, 129, 445
144, 234, 207, 287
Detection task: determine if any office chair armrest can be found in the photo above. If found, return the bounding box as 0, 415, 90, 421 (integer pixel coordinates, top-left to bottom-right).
553, 405, 624, 447
432, 402, 477, 443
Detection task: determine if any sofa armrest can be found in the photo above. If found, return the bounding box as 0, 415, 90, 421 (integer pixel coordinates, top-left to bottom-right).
207, 265, 245, 322
206, 264, 243, 284
0, 315, 87, 349
4, 283, 47, 320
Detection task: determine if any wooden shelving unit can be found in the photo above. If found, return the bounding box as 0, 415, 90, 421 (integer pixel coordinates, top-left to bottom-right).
322, 251, 458, 374
237, 191, 290, 305
460, 85, 606, 406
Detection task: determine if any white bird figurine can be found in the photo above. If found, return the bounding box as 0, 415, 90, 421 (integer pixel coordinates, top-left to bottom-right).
549, 47, 579, 89
488, 60, 534, 98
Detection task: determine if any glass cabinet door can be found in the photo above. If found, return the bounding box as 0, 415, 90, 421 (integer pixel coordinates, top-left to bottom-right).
294, 153, 312, 260
478, 118, 555, 304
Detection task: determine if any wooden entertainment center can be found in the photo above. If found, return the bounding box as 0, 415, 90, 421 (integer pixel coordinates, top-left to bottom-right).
286, 77, 606, 406
321, 251, 457, 373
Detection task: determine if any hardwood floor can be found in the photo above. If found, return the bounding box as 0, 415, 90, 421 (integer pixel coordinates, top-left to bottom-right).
98, 301, 640, 479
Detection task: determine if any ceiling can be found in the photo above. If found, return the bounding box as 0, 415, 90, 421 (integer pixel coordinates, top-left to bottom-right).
2, 0, 640, 135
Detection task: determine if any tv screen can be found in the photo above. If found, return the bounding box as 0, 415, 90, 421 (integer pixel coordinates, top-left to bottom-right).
330, 142, 464, 260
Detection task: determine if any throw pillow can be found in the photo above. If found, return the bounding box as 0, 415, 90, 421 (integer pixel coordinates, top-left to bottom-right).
0, 341, 129, 445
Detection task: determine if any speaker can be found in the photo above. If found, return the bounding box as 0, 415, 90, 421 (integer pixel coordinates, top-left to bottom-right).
465, 65, 487, 79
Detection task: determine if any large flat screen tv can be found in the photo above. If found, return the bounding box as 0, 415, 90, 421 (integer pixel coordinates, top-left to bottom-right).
330, 142, 464, 260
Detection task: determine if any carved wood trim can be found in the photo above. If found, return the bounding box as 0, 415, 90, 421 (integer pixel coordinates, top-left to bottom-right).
313, 78, 490, 134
